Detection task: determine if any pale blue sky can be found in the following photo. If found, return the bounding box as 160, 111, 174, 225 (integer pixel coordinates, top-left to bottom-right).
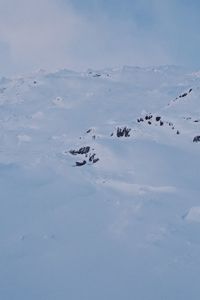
0, 0, 199, 76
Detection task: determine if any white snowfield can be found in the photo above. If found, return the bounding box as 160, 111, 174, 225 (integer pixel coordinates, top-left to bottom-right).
0, 65, 200, 299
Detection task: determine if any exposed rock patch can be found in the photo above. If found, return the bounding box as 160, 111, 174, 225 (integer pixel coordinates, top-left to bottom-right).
193, 136, 200, 143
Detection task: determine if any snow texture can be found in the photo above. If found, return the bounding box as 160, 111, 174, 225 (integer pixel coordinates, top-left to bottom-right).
0, 65, 200, 299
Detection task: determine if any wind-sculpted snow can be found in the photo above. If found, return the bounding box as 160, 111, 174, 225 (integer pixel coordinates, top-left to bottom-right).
0, 66, 200, 299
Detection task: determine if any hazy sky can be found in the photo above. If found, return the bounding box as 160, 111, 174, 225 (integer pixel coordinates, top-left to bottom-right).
0, 0, 199, 76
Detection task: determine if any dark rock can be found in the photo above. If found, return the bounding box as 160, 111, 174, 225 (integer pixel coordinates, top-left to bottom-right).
75, 160, 87, 167
176, 130, 180, 135
160, 121, 164, 126
179, 92, 187, 98
137, 117, 144, 123
116, 127, 131, 137
93, 74, 101, 77
148, 121, 151, 125
155, 116, 161, 122
189, 88, 192, 93
86, 129, 92, 133
89, 153, 96, 162
70, 146, 90, 155
193, 136, 200, 143
93, 158, 99, 164
145, 114, 153, 121
78, 146, 90, 155
70, 150, 77, 155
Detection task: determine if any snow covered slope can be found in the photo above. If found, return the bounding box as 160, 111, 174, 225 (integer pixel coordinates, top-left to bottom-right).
0, 66, 200, 299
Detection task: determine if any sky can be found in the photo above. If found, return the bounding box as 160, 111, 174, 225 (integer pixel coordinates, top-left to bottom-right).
0, 0, 200, 76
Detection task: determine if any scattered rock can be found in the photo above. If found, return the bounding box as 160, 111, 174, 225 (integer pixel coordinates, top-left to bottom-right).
75, 160, 87, 167
137, 117, 144, 123
70, 146, 90, 155
193, 136, 200, 143
179, 92, 187, 98
155, 116, 161, 122
116, 127, 131, 137
145, 114, 153, 121
93, 74, 101, 78
69, 143, 99, 167
93, 158, 99, 164
89, 153, 96, 162
174, 89, 192, 101
137, 113, 180, 137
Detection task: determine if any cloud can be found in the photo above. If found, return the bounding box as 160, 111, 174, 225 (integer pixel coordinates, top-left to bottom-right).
0, 0, 86, 74
0, 0, 174, 76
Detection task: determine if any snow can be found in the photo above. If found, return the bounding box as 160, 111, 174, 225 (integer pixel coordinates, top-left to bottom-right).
0, 65, 200, 299
186, 207, 200, 223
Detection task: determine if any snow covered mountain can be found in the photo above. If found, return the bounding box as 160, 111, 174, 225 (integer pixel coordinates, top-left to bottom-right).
1, 65, 200, 299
